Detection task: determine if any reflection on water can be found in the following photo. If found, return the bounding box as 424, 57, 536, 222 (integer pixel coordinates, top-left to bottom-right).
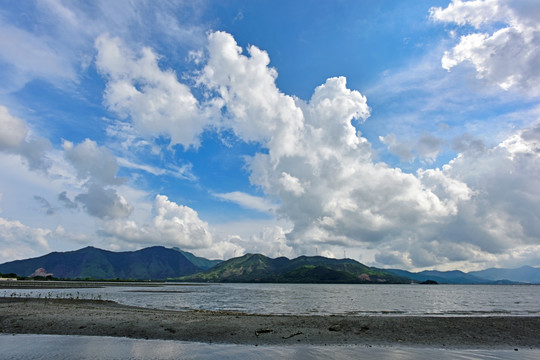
0, 334, 537, 360
2, 283, 540, 316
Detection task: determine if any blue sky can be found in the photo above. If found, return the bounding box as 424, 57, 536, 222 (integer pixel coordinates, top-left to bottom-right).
1, 0, 539, 271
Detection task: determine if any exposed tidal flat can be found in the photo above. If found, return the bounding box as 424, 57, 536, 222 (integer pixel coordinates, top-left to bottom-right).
2, 281, 540, 359
2, 296, 540, 348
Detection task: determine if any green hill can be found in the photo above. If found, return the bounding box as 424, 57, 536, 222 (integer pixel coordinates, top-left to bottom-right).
178, 253, 284, 282
0, 246, 202, 280
180, 253, 408, 284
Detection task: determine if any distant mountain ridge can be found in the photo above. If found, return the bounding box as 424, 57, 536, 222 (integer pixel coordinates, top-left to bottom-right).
0, 246, 201, 280
469, 266, 540, 283
387, 269, 490, 284
1, 246, 539, 284
387, 267, 540, 284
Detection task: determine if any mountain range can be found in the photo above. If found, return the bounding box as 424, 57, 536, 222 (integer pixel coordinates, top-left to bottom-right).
179, 253, 406, 283
1, 246, 539, 284
0, 246, 203, 280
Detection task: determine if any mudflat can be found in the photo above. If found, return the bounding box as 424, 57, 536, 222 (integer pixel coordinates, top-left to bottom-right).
1, 297, 539, 348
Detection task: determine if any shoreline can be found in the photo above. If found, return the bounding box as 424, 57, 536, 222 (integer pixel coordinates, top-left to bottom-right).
2, 298, 540, 348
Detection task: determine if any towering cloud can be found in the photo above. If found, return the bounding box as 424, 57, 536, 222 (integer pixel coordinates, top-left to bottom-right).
196, 32, 474, 259
200, 31, 305, 160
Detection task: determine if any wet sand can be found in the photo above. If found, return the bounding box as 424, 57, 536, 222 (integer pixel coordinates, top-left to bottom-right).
1, 297, 539, 348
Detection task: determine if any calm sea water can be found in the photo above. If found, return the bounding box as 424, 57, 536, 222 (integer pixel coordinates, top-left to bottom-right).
3, 283, 540, 316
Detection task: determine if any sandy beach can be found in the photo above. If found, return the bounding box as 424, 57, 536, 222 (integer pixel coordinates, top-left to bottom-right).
1, 297, 539, 349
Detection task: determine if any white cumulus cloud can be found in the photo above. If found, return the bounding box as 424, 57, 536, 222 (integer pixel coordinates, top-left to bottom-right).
95, 33, 210, 149
228, 226, 295, 259
375, 122, 540, 269
101, 194, 213, 250
75, 184, 132, 220
200, 31, 305, 160
63, 139, 124, 186
431, 0, 540, 94
0, 217, 51, 263
63, 138, 132, 219
0, 105, 51, 171
279, 172, 305, 197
